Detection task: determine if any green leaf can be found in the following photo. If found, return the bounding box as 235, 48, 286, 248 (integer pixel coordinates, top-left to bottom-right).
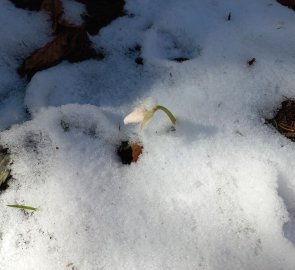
7, 204, 37, 211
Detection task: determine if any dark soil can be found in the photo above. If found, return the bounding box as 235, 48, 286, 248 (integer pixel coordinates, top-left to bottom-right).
117, 141, 143, 165
135, 57, 144, 65
127, 44, 143, 65
128, 44, 141, 54
78, 0, 126, 35
172, 57, 189, 63
248, 58, 256, 66
10, 0, 43, 10
277, 0, 295, 10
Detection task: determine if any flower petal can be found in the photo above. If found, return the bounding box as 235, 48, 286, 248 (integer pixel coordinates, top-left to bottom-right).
123, 107, 147, 124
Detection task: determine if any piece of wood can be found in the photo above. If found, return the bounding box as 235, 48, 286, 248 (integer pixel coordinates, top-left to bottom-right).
0, 147, 11, 189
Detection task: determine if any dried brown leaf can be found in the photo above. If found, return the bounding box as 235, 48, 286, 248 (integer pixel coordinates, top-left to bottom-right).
41, 0, 64, 32
18, 26, 99, 78
131, 143, 143, 163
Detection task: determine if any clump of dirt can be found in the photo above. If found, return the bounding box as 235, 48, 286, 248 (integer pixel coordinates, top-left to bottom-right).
128, 44, 141, 54
277, 0, 295, 10
248, 58, 256, 66
117, 141, 143, 165
135, 57, 144, 65
268, 99, 295, 141
127, 44, 144, 65
172, 57, 189, 63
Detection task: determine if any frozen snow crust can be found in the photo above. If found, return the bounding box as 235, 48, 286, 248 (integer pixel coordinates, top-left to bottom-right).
1, 0, 295, 269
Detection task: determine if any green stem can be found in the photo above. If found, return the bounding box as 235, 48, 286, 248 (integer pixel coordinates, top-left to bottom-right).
155, 105, 176, 125
7, 204, 37, 211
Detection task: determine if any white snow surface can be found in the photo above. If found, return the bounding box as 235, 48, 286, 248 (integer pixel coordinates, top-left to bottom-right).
0, 0, 51, 129
1, 0, 295, 269
61, 0, 85, 26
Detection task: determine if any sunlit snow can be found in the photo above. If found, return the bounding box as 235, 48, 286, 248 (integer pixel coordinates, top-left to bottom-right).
1, 0, 295, 269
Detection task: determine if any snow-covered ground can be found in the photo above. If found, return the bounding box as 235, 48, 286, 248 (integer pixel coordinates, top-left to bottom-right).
1, 0, 295, 269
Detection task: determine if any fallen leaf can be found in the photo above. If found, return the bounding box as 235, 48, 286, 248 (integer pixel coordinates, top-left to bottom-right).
18, 26, 101, 78
41, 0, 64, 32
12, 0, 106, 79
131, 143, 143, 163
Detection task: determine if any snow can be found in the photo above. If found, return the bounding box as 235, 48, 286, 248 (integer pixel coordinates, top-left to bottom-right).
1, 0, 295, 269
61, 0, 85, 26
0, 0, 51, 129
